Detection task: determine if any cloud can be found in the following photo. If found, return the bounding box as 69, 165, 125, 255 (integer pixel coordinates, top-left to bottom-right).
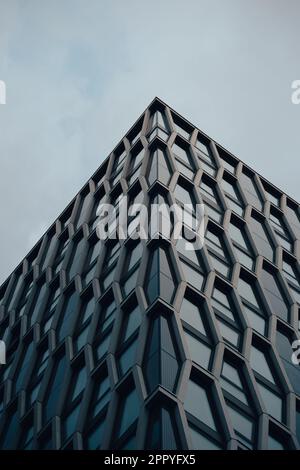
0, 0, 299, 283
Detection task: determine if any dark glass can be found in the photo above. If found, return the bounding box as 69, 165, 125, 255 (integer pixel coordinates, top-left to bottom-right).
96, 332, 111, 361
1, 409, 18, 449
29, 283, 48, 326
144, 316, 180, 393
261, 268, 289, 322
44, 355, 66, 422
86, 419, 105, 450
14, 341, 35, 393
147, 406, 179, 450
189, 424, 221, 450
71, 367, 87, 401
268, 434, 285, 450
116, 388, 139, 439
145, 247, 176, 304
122, 305, 142, 342
5, 272, 23, 312
118, 341, 137, 376
296, 404, 300, 444
64, 404, 80, 440
92, 375, 111, 418
99, 301, 116, 334
68, 237, 85, 280
57, 290, 79, 342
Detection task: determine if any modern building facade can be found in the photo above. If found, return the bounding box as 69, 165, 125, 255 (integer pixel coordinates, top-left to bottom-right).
0, 97, 300, 450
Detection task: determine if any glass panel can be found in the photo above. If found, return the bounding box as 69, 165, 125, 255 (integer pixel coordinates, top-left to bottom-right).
174, 184, 195, 208
1, 409, 18, 449
209, 254, 230, 278
211, 287, 235, 321
221, 361, 248, 405
71, 367, 87, 401
180, 298, 206, 334
180, 260, 204, 292
238, 278, 259, 309
147, 148, 171, 186
92, 375, 111, 417
234, 249, 254, 270
250, 346, 275, 384
123, 305, 142, 342
184, 380, 217, 431
118, 341, 137, 376
97, 333, 111, 360
175, 159, 194, 180
257, 382, 282, 422
217, 320, 240, 347
75, 326, 89, 352
30, 283, 48, 326
242, 304, 266, 335
172, 142, 190, 165
249, 216, 274, 262
189, 425, 221, 450
239, 171, 262, 211
227, 405, 253, 448
58, 290, 79, 342
64, 405, 80, 439
76, 192, 92, 229
176, 237, 200, 265
261, 268, 289, 322
14, 341, 35, 393
184, 330, 211, 369
220, 156, 236, 174
195, 137, 211, 157
68, 238, 85, 280
282, 260, 299, 286
117, 389, 139, 438
86, 420, 105, 450
268, 435, 285, 450
44, 355, 66, 422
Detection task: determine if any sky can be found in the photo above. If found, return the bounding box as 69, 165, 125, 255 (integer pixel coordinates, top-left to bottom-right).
0, 0, 300, 284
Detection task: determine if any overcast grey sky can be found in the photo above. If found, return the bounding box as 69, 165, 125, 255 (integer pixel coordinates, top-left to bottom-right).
0, 0, 299, 284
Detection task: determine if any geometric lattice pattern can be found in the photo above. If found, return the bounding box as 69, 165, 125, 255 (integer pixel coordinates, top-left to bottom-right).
0, 97, 300, 450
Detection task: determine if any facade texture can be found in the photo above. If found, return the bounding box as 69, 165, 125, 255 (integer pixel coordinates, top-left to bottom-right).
0, 98, 300, 450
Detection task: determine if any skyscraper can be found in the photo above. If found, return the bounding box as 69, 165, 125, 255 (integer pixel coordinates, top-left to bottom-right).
0, 97, 299, 450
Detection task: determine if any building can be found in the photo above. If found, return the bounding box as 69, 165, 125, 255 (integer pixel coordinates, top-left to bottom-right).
0, 97, 300, 450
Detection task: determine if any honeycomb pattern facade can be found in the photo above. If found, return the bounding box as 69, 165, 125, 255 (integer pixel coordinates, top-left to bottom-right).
0, 97, 300, 450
